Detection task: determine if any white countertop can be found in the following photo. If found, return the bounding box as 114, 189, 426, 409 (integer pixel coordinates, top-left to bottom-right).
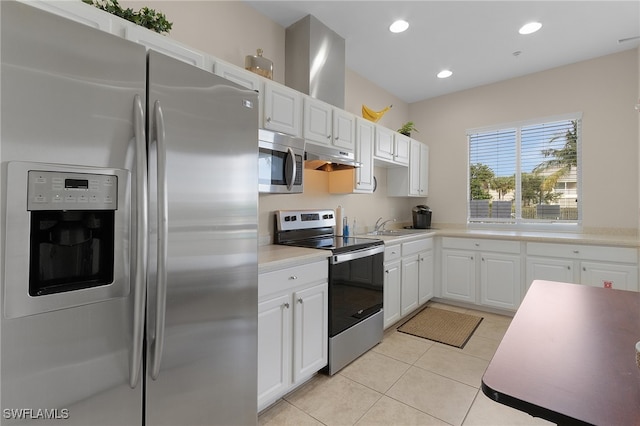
259, 228, 639, 272
258, 244, 330, 274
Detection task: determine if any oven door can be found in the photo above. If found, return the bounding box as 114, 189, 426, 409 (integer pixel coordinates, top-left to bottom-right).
329, 245, 384, 337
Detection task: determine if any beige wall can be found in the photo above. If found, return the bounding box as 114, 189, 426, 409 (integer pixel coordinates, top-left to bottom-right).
410, 49, 639, 233
122, 1, 286, 83
122, 1, 639, 235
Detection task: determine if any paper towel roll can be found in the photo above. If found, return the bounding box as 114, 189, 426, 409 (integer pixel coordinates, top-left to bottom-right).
336, 205, 343, 235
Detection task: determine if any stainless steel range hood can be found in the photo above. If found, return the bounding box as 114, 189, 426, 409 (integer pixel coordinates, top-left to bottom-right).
305, 143, 361, 171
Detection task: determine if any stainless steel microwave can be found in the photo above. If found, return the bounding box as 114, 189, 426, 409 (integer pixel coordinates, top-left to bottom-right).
258, 129, 305, 193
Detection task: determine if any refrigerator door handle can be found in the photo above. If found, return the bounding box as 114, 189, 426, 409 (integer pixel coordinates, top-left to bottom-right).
150, 100, 168, 380
130, 94, 148, 388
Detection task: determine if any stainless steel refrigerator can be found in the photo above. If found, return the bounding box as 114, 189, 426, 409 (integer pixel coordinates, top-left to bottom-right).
1, 2, 258, 425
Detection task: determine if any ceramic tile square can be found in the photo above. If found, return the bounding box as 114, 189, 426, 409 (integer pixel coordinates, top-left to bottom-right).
355, 395, 449, 425
284, 373, 381, 426
463, 392, 554, 425
414, 345, 489, 388
473, 317, 511, 341
340, 350, 410, 393
386, 366, 477, 426
258, 400, 324, 426
372, 330, 433, 364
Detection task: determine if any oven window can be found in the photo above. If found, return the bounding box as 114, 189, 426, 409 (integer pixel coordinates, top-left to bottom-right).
329, 251, 384, 336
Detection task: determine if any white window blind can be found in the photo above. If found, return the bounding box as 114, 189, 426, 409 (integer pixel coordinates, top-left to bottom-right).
468, 115, 581, 225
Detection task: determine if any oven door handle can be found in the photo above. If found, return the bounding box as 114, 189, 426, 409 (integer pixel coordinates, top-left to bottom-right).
330, 245, 384, 264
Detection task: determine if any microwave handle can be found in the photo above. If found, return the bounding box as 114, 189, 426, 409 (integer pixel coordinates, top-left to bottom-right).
284, 147, 296, 191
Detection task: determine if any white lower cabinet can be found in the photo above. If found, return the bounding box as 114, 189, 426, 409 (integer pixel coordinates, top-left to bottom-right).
383, 255, 401, 329
526, 242, 638, 291
441, 238, 522, 311
383, 237, 433, 329
258, 260, 328, 411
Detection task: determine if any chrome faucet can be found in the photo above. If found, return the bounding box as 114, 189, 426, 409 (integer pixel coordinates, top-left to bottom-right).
374, 217, 395, 232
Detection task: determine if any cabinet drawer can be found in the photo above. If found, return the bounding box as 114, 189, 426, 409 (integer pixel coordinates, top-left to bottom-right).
402, 238, 432, 256
442, 237, 520, 254
259, 260, 328, 298
385, 244, 401, 262
527, 242, 637, 263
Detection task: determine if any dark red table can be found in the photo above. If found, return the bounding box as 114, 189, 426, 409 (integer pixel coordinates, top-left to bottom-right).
482, 280, 640, 425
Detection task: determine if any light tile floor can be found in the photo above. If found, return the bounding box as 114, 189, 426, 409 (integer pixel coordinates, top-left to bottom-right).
258, 302, 553, 426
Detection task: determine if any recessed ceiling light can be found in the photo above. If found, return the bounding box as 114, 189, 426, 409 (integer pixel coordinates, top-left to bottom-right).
437, 70, 453, 79
389, 20, 409, 33
519, 22, 542, 35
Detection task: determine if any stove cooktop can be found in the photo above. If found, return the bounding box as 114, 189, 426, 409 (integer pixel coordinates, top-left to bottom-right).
281, 235, 383, 253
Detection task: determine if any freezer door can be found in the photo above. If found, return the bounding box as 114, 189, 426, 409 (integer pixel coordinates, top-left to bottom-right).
146, 51, 258, 426
1, 2, 146, 425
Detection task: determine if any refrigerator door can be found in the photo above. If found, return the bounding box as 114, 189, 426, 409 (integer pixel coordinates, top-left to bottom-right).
1, 2, 146, 425
146, 51, 258, 426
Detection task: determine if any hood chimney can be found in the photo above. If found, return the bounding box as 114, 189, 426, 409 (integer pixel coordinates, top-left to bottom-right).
285, 15, 345, 109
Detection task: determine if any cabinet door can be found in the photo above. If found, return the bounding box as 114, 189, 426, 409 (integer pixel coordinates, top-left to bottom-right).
441, 249, 476, 303
525, 257, 574, 291
355, 118, 375, 192
303, 97, 332, 144
383, 260, 401, 329
409, 140, 421, 196
292, 283, 328, 382
580, 262, 639, 291
264, 82, 301, 136
480, 253, 521, 310
125, 24, 207, 69
418, 143, 429, 196
394, 133, 411, 165
401, 255, 420, 316
374, 126, 394, 160
214, 61, 262, 91
418, 250, 434, 305
333, 109, 355, 150
257, 294, 291, 410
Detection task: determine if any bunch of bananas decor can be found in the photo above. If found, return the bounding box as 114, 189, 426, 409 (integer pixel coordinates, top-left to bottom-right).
362, 104, 392, 123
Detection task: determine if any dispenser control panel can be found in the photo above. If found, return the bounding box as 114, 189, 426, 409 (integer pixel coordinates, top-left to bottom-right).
27, 170, 118, 211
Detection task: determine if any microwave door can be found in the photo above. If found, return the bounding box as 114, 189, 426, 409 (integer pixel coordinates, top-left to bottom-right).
284, 147, 296, 191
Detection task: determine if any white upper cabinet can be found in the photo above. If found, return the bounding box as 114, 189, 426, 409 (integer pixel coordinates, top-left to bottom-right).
354, 118, 375, 192
214, 61, 262, 92
393, 133, 411, 165
374, 126, 395, 161
303, 98, 332, 144
264, 81, 302, 136
303, 97, 355, 151
125, 24, 208, 69
332, 109, 356, 151
388, 139, 429, 197
23, 0, 116, 32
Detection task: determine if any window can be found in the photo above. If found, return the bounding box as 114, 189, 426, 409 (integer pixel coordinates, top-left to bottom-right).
468, 114, 581, 226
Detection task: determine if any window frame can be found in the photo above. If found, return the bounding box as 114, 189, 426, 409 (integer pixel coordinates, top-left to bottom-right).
466, 112, 583, 231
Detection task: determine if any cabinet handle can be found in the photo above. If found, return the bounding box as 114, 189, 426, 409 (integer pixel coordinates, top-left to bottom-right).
573, 250, 579, 254
266, 117, 272, 123
392, 251, 397, 255
481, 257, 485, 262
289, 275, 297, 280
283, 303, 290, 309
327, 135, 331, 139
567, 266, 571, 270
335, 136, 340, 140
470, 256, 474, 260
385, 270, 389, 274
583, 267, 586, 271
297, 298, 303, 304
475, 243, 480, 247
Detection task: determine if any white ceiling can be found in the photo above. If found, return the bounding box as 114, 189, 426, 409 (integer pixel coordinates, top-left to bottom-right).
243, 1, 640, 103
